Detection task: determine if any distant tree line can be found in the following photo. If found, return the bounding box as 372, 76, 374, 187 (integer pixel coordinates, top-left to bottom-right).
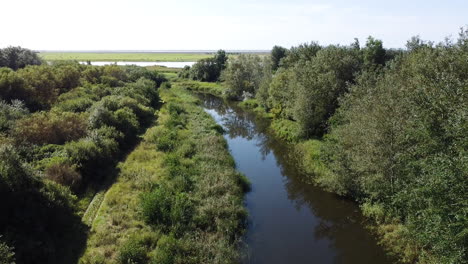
219, 29, 467, 264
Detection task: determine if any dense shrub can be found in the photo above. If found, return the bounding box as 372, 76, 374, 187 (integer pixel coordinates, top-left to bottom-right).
118, 237, 148, 264
141, 186, 173, 227
0, 100, 29, 132
0, 145, 86, 264
14, 111, 88, 145
222, 54, 267, 98
322, 35, 468, 263
140, 185, 193, 230
292, 45, 361, 137
0, 56, 162, 263
154, 129, 178, 152
150, 235, 180, 264
0, 238, 15, 264
44, 161, 82, 190
178, 50, 227, 82
53, 63, 83, 93
0, 46, 42, 70
0, 67, 26, 102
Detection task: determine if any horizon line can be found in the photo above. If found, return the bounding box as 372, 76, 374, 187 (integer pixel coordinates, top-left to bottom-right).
36, 49, 271, 53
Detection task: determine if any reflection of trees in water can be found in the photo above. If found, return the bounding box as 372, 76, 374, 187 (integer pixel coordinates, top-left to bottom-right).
197, 93, 392, 263
260, 132, 392, 263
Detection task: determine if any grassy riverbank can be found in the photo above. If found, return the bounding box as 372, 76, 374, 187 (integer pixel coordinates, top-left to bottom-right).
39, 52, 214, 62
184, 80, 430, 263
80, 84, 248, 263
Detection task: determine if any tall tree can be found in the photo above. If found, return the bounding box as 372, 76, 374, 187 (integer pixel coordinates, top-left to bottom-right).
0, 46, 42, 70
271, 45, 288, 71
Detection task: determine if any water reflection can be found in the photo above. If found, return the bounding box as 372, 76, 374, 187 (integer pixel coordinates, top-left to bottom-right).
198, 93, 395, 264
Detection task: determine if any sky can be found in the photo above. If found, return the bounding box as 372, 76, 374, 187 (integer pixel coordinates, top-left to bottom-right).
1, 0, 467, 50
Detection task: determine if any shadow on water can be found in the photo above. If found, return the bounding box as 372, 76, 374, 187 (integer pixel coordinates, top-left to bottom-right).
197, 93, 395, 264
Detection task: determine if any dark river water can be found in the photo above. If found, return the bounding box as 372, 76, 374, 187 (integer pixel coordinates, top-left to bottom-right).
198, 94, 395, 264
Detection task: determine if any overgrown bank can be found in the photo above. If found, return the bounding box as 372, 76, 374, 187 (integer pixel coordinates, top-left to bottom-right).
179, 29, 468, 263
81, 85, 248, 263
0, 50, 166, 263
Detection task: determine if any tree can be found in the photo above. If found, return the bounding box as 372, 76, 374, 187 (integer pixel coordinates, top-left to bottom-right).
222, 54, 266, 98
214, 49, 228, 70
322, 39, 468, 263
363, 36, 386, 68
179, 50, 228, 82
271, 45, 288, 71
292, 45, 361, 137
0, 46, 42, 70
280, 42, 321, 68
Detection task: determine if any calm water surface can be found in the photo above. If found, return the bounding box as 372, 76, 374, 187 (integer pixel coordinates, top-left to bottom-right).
198, 94, 395, 264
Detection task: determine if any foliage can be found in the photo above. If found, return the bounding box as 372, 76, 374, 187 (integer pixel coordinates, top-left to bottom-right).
118, 237, 148, 264
178, 50, 228, 82
322, 35, 468, 263
14, 111, 88, 145
0, 100, 29, 132
270, 45, 288, 71
0, 46, 42, 70
222, 54, 267, 98
0, 237, 15, 264
81, 87, 248, 263
0, 145, 86, 264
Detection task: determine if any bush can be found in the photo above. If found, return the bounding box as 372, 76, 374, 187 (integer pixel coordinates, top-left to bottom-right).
222, 54, 267, 97
0, 238, 15, 264
44, 162, 82, 190
140, 186, 173, 227
0, 100, 29, 132
150, 235, 180, 264
118, 237, 148, 264
0, 46, 42, 70
140, 185, 193, 231
322, 37, 468, 262
14, 111, 88, 145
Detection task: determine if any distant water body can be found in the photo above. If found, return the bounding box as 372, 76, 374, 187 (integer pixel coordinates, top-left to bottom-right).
79, 61, 196, 68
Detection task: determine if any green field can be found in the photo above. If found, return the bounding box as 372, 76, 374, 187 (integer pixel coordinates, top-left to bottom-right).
39, 52, 215, 62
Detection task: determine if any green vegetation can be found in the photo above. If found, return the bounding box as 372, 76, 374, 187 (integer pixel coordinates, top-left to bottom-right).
178, 50, 227, 82
0, 58, 166, 263
177, 80, 227, 97
81, 85, 248, 263
0, 46, 42, 70
199, 29, 468, 264
38, 52, 214, 62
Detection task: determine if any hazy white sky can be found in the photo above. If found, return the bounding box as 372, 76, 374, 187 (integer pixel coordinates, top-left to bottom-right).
1, 0, 466, 50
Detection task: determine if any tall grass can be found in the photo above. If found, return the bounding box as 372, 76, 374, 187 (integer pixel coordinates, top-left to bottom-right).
80, 85, 248, 263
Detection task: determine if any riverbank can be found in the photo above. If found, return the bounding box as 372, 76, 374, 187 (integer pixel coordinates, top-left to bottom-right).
80, 85, 248, 263
183, 80, 428, 263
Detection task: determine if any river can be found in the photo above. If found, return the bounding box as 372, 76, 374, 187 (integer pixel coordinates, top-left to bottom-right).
198, 94, 395, 264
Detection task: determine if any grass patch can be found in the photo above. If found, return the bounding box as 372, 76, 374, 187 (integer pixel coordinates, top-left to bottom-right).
175, 80, 227, 97
80, 85, 248, 263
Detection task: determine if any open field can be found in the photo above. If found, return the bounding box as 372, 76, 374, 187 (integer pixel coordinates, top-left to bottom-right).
39, 52, 215, 62
38, 51, 269, 62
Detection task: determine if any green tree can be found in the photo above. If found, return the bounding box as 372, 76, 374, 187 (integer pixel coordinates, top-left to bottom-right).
362, 36, 386, 68
271, 45, 288, 71
323, 37, 468, 263
0, 46, 42, 70
222, 54, 266, 98
292, 45, 361, 137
